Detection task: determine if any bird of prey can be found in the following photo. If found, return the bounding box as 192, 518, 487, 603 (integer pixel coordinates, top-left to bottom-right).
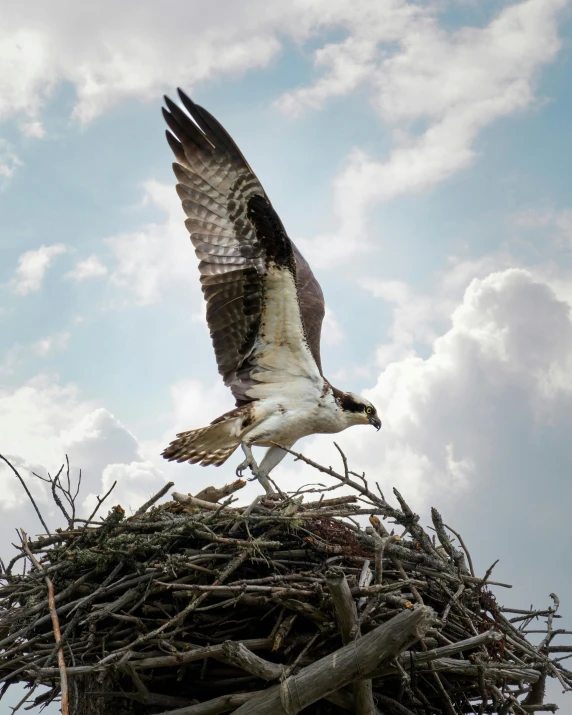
161, 90, 381, 493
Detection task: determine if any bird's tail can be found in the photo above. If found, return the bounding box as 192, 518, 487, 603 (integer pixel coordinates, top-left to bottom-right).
162, 409, 246, 467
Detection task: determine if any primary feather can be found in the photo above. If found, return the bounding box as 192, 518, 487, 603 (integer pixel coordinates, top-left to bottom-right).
161, 90, 381, 486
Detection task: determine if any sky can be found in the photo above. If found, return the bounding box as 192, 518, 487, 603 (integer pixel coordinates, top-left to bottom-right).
1, 0, 572, 711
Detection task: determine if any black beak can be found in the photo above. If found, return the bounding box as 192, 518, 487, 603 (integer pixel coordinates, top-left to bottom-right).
369, 415, 382, 431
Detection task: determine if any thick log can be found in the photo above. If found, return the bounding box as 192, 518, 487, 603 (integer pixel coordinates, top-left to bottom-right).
231, 605, 434, 715
374, 629, 503, 678
326, 566, 375, 715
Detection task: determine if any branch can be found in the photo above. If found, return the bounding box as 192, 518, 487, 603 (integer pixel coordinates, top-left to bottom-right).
231, 605, 434, 715
220, 640, 284, 680
326, 566, 376, 714
0, 455, 50, 534
20, 530, 68, 715
130, 481, 175, 519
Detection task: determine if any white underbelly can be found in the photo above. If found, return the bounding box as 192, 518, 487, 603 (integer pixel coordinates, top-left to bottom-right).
245, 395, 344, 447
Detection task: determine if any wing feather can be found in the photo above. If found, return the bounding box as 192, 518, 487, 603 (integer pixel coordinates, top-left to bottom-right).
163, 89, 326, 405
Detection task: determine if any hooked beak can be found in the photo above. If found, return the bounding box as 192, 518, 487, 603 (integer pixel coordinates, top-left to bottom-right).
369, 415, 382, 431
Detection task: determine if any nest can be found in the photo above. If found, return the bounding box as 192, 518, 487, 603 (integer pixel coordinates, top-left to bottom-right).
0, 447, 570, 714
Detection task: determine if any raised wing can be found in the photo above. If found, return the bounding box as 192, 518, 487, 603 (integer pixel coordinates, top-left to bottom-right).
163, 90, 326, 405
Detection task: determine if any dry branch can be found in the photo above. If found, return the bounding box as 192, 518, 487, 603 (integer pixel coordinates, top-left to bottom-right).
231, 606, 433, 715
0, 449, 569, 714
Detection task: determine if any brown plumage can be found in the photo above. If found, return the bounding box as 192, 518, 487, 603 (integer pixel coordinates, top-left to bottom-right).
161, 91, 381, 481
162, 91, 325, 407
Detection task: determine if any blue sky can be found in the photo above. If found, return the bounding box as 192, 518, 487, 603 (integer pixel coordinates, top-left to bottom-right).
1, 0, 572, 711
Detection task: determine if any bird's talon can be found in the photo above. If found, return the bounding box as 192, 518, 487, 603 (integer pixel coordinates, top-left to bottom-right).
236, 459, 249, 479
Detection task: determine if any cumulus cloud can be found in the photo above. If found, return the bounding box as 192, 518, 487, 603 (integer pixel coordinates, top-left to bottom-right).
289, 0, 567, 266
350, 0, 566, 201
10, 244, 67, 295
65, 254, 108, 281
2, 1, 562, 272
0, 375, 166, 562
346, 269, 572, 502
106, 180, 194, 305
242, 265, 572, 522
276, 35, 383, 117
0, 0, 421, 129
363, 251, 519, 367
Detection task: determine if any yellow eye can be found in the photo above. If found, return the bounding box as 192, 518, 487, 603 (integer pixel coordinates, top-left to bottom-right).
365, 406, 372, 414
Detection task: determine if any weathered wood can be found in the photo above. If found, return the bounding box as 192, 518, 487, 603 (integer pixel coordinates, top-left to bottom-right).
35, 638, 274, 676
154, 691, 257, 715
374, 629, 503, 677
220, 640, 285, 680
194, 479, 246, 503
326, 566, 375, 715
231, 605, 433, 715
325, 567, 358, 643
4, 450, 571, 714
172, 492, 232, 511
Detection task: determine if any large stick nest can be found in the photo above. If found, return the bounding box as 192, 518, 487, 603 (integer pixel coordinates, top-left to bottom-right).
0, 447, 569, 714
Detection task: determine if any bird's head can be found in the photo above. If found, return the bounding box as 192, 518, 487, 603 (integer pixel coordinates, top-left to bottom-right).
337, 391, 382, 430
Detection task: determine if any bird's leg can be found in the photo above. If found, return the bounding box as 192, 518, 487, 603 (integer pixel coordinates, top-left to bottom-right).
254, 444, 294, 496
236, 443, 275, 495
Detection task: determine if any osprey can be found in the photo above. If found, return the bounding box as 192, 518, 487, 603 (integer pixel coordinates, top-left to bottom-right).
161, 90, 381, 493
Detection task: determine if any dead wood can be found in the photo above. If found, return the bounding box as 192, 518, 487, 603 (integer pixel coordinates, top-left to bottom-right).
0, 453, 569, 714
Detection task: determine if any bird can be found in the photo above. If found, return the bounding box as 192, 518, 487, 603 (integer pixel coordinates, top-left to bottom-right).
161, 90, 381, 494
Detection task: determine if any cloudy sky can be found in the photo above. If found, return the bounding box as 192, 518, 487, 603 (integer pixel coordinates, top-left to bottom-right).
1, 0, 572, 711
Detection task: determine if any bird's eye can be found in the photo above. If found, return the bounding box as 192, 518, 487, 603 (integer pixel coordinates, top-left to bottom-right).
365, 406, 372, 414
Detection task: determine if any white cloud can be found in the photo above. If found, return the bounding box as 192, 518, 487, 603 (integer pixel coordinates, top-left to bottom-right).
322, 307, 344, 346
0, 4, 282, 127
0, 0, 414, 129
253, 265, 572, 511
20, 120, 45, 138
66, 254, 108, 281
33, 331, 70, 356
347, 0, 565, 202
276, 36, 381, 117
288, 0, 567, 267
514, 207, 572, 248
0, 376, 166, 545
365, 278, 448, 366
106, 180, 194, 305
85, 460, 164, 516
362, 251, 516, 367
160, 379, 234, 437
10, 243, 67, 295
354, 269, 572, 502
1, 1, 563, 274
0, 138, 21, 179
0, 374, 94, 466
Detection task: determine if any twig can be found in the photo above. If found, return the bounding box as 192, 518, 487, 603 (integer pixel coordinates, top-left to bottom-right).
0, 455, 50, 534
131, 481, 175, 519
20, 530, 68, 715
444, 522, 476, 577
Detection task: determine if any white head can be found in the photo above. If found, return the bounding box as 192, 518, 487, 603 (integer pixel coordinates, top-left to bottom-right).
336, 391, 382, 430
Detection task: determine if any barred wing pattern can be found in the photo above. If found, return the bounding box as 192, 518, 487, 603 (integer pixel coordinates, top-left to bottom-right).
163, 90, 326, 405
